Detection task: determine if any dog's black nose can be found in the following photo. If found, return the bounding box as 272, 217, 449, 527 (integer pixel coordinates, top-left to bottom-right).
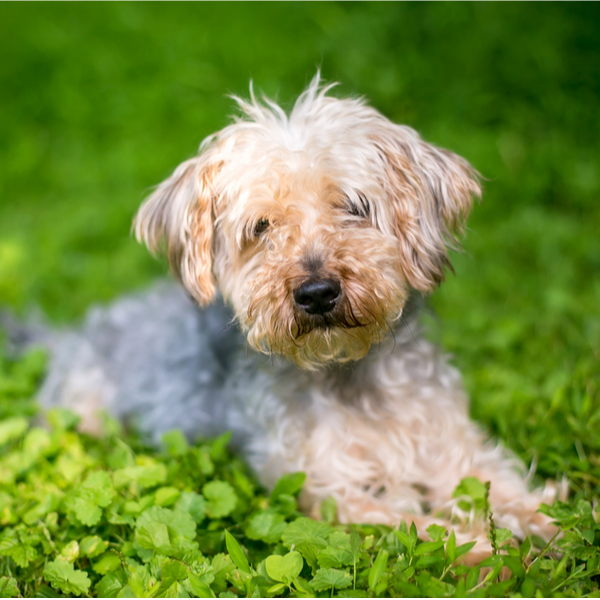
294, 278, 341, 315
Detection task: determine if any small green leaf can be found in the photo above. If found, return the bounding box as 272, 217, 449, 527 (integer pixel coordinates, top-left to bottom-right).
47, 408, 80, 431
317, 546, 354, 569
127, 563, 157, 597
495, 528, 513, 545
415, 555, 445, 568
155, 486, 180, 507
72, 497, 102, 526
454, 541, 477, 561
192, 448, 215, 475
267, 583, 286, 595
113, 464, 167, 489
271, 493, 296, 517
0, 416, 28, 446
231, 468, 254, 499
445, 530, 456, 563
161, 559, 190, 583
135, 506, 196, 557
211, 553, 235, 591
271, 472, 306, 500
203, 481, 237, 518
311, 568, 352, 591
479, 555, 503, 568
245, 509, 286, 544
560, 515, 581, 530
503, 555, 526, 577
426, 523, 447, 542
265, 551, 303, 582
161, 430, 189, 457
44, 559, 91, 596
93, 552, 121, 574
189, 574, 216, 598
83, 470, 115, 506
320, 496, 337, 524
96, 571, 127, 598
137, 521, 171, 552
465, 566, 480, 590
175, 491, 207, 523
225, 530, 250, 574
0, 576, 19, 599
414, 540, 445, 556
80, 536, 108, 558
282, 517, 334, 549
394, 529, 414, 554
0, 537, 37, 568
453, 477, 488, 511
520, 536, 531, 558
137, 506, 196, 540
368, 549, 388, 591
60, 540, 79, 562
209, 432, 231, 460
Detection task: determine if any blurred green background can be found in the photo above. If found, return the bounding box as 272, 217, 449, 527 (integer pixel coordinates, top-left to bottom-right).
1, 4, 599, 486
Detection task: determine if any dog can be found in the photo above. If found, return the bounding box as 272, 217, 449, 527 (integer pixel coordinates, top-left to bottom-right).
35, 75, 559, 557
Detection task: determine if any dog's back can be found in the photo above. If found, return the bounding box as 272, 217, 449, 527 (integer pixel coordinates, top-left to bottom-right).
36, 282, 242, 441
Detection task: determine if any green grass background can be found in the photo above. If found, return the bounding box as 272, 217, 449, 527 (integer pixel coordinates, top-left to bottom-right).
1, 0, 599, 521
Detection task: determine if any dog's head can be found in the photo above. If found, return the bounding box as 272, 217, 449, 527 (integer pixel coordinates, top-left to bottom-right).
135, 75, 481, 369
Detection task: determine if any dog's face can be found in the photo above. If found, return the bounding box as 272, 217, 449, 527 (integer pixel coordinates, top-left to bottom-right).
135, 78, 480, 369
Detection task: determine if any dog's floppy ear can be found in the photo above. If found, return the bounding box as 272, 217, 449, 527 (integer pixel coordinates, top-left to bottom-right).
375, 125, 481, 293
134, 152, 221, 305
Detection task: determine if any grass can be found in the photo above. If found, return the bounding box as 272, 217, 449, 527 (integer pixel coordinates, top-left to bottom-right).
1, 3, 599, 597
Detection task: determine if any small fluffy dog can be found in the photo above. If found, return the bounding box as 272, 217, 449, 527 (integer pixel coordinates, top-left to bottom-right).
38, 76, 558, 556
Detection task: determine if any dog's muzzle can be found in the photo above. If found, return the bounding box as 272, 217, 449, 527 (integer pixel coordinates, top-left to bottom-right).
294, 278, 341, 315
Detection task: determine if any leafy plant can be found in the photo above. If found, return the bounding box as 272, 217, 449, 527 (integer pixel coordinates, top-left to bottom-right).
0, 348, 599, 597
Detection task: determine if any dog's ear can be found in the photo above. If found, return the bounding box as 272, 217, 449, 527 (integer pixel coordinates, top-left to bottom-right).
375, 126, 481, 293
134, 154, 221, 305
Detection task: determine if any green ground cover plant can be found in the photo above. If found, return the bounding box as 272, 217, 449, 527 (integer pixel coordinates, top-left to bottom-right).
1, 352, 599, 598
1, 3, 599, 597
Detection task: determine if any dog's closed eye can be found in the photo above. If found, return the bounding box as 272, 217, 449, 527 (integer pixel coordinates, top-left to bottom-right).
253, 218, 270, 237
345, 192, 370, 219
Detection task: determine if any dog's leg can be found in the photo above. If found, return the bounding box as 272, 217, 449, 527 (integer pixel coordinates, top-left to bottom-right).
259, 395, 559, 559
444, 433, 562, 543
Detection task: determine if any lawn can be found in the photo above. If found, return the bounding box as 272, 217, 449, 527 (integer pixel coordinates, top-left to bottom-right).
1, 3, 599, 597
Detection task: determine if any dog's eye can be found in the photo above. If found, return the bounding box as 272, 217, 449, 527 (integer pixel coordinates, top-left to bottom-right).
253, 218, 270, 237
347, 203, 362, 217
345, 193, 370, 219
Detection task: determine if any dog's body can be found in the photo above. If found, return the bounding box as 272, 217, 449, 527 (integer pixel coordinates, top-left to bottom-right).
34, 76, 558, 556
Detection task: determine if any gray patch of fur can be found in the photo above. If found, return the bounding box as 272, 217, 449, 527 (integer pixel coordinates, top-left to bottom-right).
37, 283, 242, 442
